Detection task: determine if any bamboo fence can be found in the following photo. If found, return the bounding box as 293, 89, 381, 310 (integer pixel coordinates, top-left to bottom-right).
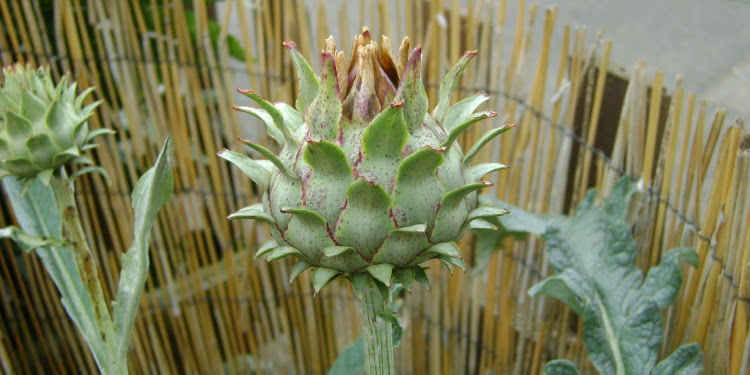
0, 0, 747, 374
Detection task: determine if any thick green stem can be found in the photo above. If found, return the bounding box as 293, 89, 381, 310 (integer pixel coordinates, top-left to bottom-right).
358, 281, 394, 375
49, 175, 121, 374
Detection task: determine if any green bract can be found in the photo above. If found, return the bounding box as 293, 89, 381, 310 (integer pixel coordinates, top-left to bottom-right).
220, 28, 512, 294
0, 64, 111, 185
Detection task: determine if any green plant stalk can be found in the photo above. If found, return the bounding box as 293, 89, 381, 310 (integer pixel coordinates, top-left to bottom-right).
358, 282, 394, 375
49, 174, 120, 374
595, 293, 625, 375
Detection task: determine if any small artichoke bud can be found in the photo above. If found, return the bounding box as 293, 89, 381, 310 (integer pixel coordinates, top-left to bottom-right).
220, 28, 512, 295
0, 64, 112, 184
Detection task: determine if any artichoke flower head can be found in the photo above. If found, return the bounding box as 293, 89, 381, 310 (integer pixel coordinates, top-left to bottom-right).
220, 27, 512, 295
0, 64, 112, 187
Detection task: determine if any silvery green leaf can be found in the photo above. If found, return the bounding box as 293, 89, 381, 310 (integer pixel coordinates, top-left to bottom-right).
544, 360, 582, 375
2, 178, 110, 370
327, 336, 365, 375
112, 138, 173, 361
377, 310, 403, 347
527, 177, 701, 375
651, 343, 704, 375
0, 225, 65, 252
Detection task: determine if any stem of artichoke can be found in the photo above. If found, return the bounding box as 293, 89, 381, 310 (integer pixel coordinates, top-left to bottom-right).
358, 280, 394, 375
49, 174, 122, 374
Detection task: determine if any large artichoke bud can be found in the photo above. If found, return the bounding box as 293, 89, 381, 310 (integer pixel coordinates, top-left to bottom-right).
0, 64, 111, 185
220, 28, 512, 294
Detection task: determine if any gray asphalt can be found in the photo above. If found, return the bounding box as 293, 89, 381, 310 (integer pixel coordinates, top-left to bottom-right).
504, 0, 750, 119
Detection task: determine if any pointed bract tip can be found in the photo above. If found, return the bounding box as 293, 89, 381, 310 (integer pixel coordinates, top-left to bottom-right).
283, 41, 298, 50
216, 148, 228, 156
321, 50, 335, 60
237, 88, 254, 95
465, 50, 479, 57
361, 26, 371, 37
507, 123, 517, 128
390, 102, 405, 108
481, 181, 494, 187
487, 111, 499, 118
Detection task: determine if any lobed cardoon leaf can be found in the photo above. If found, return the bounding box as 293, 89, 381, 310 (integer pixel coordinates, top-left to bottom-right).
333, 179, 394, 259
303, 141, 353, 225
217, 149, 271, 189
307, 52, 342, 142
528, 268, 591, 315
358, 103, 408, 188
285, 41, 320, 116
544, 360, 582, 375
440, 110, 497, 153
313, 267, 341, 295
637, 247, 697, 309
2, 173, 110, 370
470, 163, 508, 182
432, 50, 478, 124
240, 138, 294, 178
442, 92, 490, 132
327, 337, 365, 375
366, 263, 393, 287
431, 181, 492, 243
651, 343, 704, 375
289, 259, 313, 283
281, 207, 333, 261
525, 177, 701, 375
237, 90, 297, 146
462, 124, 515, 166
373, 224, 430, 267
394, 46, 428, 133
392, 147, 445, 227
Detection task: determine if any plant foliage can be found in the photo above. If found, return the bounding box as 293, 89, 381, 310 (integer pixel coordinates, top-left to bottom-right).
481, 177, 703, 375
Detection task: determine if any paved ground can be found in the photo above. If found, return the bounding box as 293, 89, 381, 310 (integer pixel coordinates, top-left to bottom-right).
504, 0, 750, 120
